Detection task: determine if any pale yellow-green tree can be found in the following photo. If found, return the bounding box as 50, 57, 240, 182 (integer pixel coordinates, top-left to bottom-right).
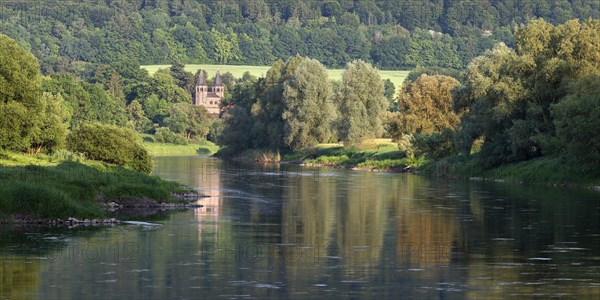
397, 74, 461, 135
282, 58, 336, 149
336, 60, 388, 145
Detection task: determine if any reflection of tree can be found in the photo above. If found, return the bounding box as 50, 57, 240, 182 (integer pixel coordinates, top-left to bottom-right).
392, 175, 458, 266
0, 256, 42, 300
337, 172, 386, 275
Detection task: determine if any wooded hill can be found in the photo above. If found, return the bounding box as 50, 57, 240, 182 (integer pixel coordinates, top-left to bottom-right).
1, 0, 599, 73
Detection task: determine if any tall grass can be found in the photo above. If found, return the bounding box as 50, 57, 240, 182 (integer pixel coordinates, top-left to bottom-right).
0, 152, 190, 220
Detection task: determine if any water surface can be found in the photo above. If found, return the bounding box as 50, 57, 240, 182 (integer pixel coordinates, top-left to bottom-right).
1, 156, 599, 299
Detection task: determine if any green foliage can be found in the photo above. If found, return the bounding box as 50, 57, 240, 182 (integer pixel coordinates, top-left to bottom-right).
337, 60, 388, 145
6, 1, 597, 71
552, 76, 600, 174
29, 93, 70, 153
164, 103, 211, 141
154, 127, 188, 145
0, 34, 42, 151
454, 19, 600, 168
282, 58, 336, 149
66, 122, 153, 173
412, 129, 458, 161
43, 74, 128, 128
394, 74, 461, 136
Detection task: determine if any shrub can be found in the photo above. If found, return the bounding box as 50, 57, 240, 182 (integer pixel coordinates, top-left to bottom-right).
66, 122, 153, 173
412, 129, 457, 161
154, 127, 188, 145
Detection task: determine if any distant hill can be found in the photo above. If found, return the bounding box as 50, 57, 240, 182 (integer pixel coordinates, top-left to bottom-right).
1, 0, 598, 73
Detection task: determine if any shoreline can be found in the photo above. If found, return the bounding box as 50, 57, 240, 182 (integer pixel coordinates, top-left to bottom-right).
0, 151, 210, 226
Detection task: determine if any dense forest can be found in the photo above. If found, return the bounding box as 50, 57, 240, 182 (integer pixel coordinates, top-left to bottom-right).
1, 0, 600, 72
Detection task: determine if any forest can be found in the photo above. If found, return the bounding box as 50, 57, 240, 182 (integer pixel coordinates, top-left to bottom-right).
1, 0, 599, 72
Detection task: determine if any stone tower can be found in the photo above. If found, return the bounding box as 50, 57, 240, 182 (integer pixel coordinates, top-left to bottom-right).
194, 69, 223, 116
214, 71, 224, 98
195, 70, 208, 106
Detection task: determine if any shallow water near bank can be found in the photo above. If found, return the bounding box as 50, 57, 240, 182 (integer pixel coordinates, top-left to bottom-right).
1, 156, 599, 299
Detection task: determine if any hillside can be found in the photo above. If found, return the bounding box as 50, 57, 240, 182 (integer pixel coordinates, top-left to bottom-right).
1, 1, 599, 74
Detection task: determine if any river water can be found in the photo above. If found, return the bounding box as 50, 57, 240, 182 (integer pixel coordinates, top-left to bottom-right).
1, 156, 600, 299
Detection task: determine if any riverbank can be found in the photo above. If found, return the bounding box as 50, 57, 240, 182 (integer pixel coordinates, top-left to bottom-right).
142, 140, 219, 156
218, 139, 427, 172
422, 154, 600, 189
0, 151, 205, 224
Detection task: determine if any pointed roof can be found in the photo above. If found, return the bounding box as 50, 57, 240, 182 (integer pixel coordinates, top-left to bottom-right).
196, 70, 207, 86
214, 70, 223, 86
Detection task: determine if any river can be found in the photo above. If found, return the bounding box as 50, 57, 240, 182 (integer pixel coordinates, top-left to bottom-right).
1, 156, 599, 299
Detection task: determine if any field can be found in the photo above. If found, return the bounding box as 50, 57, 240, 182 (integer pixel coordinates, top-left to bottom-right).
141, 64, 410, 93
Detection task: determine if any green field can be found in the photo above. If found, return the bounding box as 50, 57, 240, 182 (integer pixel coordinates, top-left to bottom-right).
141, 64, 410, 92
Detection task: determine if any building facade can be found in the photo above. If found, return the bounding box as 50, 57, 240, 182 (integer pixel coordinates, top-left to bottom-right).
194, 70, 224, 116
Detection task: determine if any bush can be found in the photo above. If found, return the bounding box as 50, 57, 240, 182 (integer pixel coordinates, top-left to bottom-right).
66, 122, 153, 173
412, 129, 457, 161
154, 127, 188, 145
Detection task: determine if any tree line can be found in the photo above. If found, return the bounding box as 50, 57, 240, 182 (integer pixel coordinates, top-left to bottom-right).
1, 0, 599, 72
3, 17, 600, 175
385, 18, 600, 174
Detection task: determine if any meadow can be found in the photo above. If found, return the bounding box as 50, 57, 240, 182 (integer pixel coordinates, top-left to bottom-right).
142, 64, 410, 93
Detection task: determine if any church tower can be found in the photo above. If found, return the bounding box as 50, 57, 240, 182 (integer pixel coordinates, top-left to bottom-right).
195, 70, 208, 106
194, 69, 224, 116
214, 70, 224, 98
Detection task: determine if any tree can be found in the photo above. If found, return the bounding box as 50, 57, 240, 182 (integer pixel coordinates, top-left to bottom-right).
210, 28, 240, 64
552, 76, 600, 173
164, 103, 212, 141
455, 19, 600, 167
29, 93, 70, 153
396, 74, 461, 135
0, 34, 42, 151
282, 58, 336, 149
336, 60, 388, 145
170, 60, 195, 93
383, 79, 396, 109
126, 99, 152, 132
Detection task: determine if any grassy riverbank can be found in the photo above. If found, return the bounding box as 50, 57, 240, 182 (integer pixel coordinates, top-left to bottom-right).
0, 151, 194, 222
423, 154, 600, 187
142, 140, 220, 156
222, 139, 426, 172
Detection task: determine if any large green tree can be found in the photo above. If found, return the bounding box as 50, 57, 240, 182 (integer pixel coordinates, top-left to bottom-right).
0, 34, 42, 151
336, 60, 388, 145
282, 58, 335, 149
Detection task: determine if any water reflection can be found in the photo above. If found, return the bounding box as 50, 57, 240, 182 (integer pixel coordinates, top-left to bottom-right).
0, 157, 598, 299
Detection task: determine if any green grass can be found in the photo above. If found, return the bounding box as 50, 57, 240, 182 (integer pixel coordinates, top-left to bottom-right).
142, 139, 220, 156
0, 151, 191, 221
423, 154, 600, 187
141, 64, 410, 95
283, 139, 425, 171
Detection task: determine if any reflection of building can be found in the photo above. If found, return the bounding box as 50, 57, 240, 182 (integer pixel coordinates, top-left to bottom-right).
193, 70, 224, 117
194, 162, 222, 242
